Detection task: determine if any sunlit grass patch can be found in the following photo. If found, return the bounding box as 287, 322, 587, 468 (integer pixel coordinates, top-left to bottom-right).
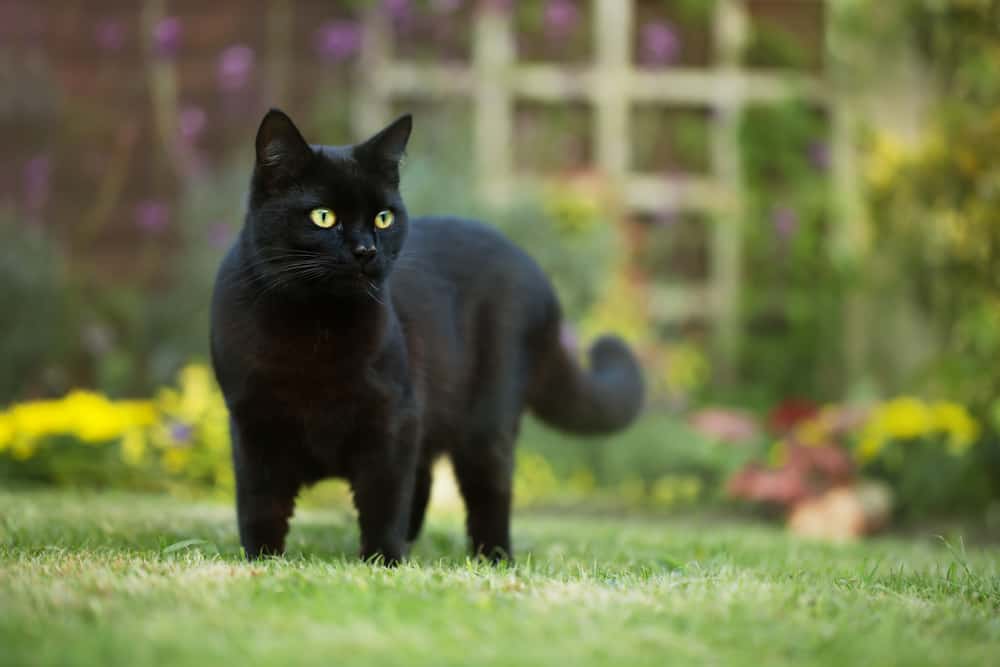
1, 489, 998, 667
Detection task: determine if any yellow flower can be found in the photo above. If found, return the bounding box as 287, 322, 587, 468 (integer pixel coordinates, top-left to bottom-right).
120, 429, 147, 466
63, 391, 124, 443
543, 189, 601, 236
930, 402, 979, 455
877, 396, 933, 440
177, 364, 215, 420
566, 468, 596, 495
162, 448, 192, 474
794, 407, 836, 447
856, 397, 981, 463
0, 391, 158, 458
580, 271, 648, 345
0, 414, 13, 452
856, 432, 885, 463
660, 343, 709, 395
617, 477, 646, 505
11, 437, 36, 461
9, 400, 71, 439
867, 133, 908, 189
213, 465, 235, 489
513, 452, 560, 505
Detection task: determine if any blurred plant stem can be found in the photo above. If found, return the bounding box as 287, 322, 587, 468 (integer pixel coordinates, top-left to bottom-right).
141, 0, 181, 181
79, 121, 139, 246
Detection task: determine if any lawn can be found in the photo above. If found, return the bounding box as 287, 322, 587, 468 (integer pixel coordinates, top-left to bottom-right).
1, 489, 998, 666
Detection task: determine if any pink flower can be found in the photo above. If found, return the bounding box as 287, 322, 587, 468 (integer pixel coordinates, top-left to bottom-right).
640, 21, 681, 66
135, 200, 170, 233
559, 322, 579, 353
808, 141, 830, 171
152, 17, 182, 59
217, 45, 255, 92
543, 0, 579, 39
314, 21, 363, 62
689, 408, 760, 444
383, 0, 410, 20
772, 205, 799, 239
179, 106, 207, 142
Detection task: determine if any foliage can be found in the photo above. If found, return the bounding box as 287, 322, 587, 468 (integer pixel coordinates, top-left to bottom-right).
856, 397, 990, 517
749, 397, 991, 518
737, 101, 843, 405
401, 141, 619, 322
854, 0, 1000, 503
518, 412, 753, 510
0, 363, 750, 511
0, 364, 230, 494
0, 214, 69, 402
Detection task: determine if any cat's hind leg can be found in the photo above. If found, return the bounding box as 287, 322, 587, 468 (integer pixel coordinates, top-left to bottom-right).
407, 463, 433, 543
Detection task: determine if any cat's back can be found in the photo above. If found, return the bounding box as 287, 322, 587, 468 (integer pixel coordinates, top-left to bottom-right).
396, 216, 551, 303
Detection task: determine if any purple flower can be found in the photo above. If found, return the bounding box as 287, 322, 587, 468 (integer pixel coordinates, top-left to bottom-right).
383, 0, 410, 20
641, 21, 681, 66
152, 17, 182, 59
135, 200, 170, 233
209, 223, 234, 249
314, 21, 362, 63
544, 0, 579, 39
179, 106, 207, 142
94, 18, 126, 53
169, 421, 193, 444
23, 154, 51, 212
772, 206, 799, 239
217, 44, 255, 92
808, 141, 830, 171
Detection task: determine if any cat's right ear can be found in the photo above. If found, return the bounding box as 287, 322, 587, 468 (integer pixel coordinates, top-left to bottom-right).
254, 109, 312, 190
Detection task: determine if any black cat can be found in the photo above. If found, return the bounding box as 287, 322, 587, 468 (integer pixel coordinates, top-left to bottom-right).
210, 109, 643, 564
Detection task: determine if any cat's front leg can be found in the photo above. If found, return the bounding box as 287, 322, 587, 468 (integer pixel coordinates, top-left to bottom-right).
230, 416, 302, 559
351, 418, 419, 565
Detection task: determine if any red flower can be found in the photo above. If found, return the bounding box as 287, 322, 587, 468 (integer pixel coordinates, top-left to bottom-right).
768, 398, 819, 435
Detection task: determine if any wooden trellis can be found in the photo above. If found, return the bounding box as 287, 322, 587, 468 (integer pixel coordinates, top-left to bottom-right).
353, 0, 855, 379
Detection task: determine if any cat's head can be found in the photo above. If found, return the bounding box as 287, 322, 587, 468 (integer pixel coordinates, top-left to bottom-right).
245, 108, 412, 299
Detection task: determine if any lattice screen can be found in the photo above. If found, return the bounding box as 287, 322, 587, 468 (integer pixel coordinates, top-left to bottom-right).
351, 0, 859, 378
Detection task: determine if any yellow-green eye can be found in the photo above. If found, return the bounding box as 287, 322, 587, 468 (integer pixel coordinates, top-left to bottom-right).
310, 208, 336, 228
374, 210, 395, 229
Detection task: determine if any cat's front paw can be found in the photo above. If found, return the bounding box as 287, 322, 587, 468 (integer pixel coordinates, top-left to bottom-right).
360, 541, 407, 567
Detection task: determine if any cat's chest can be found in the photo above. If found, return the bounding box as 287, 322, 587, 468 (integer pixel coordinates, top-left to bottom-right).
250, 321, 372, 372
237, 363, 401, 476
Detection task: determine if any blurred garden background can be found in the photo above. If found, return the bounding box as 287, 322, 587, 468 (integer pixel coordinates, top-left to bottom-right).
2, 0, 999, 540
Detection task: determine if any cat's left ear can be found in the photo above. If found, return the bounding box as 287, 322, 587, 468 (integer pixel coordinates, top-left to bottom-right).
354, 114, 412, 181
254, 109, 313, 190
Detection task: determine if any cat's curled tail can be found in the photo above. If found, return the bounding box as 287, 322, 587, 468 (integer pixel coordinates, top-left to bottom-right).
528, 330, 644, 436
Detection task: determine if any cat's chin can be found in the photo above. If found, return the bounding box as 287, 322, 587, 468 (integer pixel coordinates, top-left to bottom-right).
323, 272, 388, 301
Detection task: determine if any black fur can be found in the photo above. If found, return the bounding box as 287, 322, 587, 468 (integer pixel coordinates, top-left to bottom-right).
210, 109, 644, 564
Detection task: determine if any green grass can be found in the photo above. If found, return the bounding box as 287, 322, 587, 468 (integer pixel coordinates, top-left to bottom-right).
2, 489, 999, 666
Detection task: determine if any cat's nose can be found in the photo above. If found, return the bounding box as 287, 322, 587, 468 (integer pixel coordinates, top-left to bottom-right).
353, 243, 377, 263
